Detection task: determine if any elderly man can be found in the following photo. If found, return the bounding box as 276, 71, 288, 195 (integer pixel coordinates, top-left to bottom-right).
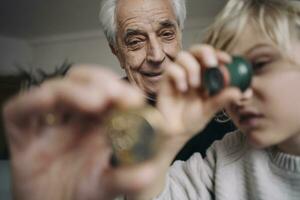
3, 0, 236, 199
99, 0, 184, 103
99, 0, 235, 161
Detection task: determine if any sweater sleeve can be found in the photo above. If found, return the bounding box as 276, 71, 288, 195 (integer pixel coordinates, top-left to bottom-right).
154, 150, 217, 200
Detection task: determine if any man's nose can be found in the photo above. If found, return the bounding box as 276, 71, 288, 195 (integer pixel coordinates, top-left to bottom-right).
146, 37, 165, 65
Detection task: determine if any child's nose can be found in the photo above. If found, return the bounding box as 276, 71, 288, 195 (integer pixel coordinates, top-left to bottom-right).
242, 87, 253, 99
239, 87, 253, 103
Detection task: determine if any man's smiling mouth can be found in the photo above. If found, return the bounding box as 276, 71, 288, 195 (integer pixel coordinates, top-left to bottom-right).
141, 71, 163, 77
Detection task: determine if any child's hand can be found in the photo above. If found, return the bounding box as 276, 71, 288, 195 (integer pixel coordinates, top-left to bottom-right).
157, 44, 242, 141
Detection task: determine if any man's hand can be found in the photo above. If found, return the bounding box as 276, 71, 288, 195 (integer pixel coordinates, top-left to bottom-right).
3, 66, 157, 200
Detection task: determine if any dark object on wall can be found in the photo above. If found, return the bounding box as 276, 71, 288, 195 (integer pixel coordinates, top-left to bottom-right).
16, 61, 72, 87
0, 75, 25, 159
0, 62, 73, 160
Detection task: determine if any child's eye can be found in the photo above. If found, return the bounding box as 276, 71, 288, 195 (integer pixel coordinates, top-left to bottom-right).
252, 59, 271, 73
253, 61, 266, 69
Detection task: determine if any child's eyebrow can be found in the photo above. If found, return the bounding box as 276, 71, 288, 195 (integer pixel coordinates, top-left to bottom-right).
244, 43, 275, 57
245, 43, 274, 56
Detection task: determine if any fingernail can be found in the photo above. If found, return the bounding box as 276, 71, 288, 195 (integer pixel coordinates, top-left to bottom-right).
179, 81, 188, 92
191, 75, 200, 87
206, 54, 218, 67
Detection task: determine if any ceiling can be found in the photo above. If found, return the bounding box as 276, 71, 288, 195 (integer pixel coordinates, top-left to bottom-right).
0, 0, 226, 40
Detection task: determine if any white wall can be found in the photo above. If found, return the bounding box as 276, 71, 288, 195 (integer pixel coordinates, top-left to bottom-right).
0, 36, 33, 75
31, 30, 123, 76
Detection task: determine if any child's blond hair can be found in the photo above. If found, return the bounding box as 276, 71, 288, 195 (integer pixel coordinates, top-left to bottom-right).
203, 0, 300, 55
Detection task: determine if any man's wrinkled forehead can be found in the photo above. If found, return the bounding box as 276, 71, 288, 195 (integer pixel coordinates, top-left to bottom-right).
115, 0, 177, 31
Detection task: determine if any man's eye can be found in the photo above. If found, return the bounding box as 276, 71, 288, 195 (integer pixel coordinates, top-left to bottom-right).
126, 39, 144, 50
128, 40, 140, 46
161, 31, 175, 40
162, 32, 172, 36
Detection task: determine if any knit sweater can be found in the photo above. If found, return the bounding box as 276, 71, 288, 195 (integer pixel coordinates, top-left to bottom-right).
154, 131, 300, 200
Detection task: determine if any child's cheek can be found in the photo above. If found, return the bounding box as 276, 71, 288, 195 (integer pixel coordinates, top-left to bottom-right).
291, 40, 300, 65
225, 106, 239, 125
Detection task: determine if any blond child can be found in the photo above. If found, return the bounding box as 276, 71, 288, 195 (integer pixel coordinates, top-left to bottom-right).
135, 0, 300, 199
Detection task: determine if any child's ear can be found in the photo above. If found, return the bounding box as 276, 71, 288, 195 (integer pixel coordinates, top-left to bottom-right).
291, 40, 300, 64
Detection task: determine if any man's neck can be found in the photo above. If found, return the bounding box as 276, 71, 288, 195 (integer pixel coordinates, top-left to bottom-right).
146, 94, 157, 106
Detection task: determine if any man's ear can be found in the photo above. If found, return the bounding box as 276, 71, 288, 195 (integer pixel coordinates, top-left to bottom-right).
109, 43, 118, 56
109, 43, 125, 69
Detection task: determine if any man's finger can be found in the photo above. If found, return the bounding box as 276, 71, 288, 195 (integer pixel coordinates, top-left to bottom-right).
105, 162, 158, 195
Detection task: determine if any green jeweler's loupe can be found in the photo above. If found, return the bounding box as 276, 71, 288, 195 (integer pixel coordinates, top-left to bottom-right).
203, 56, 253, 95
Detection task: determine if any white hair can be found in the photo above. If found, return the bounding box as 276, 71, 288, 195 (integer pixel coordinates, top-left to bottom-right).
99, 0, 186, 46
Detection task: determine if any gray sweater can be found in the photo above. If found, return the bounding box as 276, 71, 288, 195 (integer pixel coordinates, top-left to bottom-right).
155, 131, 300, 200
